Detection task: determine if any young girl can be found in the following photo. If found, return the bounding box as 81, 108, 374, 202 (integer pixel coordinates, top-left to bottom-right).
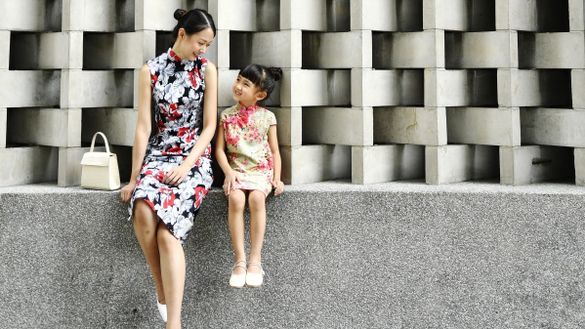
119, 8, 217, 328
215, 64, 285, 288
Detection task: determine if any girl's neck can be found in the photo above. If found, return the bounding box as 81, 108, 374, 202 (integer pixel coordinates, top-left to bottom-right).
239, 101, 258, 109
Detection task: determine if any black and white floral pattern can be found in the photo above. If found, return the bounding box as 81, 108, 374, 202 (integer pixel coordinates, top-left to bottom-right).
128, 48, 213, 244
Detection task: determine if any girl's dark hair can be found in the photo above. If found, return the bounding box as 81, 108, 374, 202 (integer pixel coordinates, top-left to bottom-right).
172, 8, 216, 42
239, 64, 283, 102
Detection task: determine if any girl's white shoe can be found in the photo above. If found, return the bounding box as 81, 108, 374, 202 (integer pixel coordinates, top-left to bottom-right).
229, 261, 247, 288
156, 298, 167, 323
245, 263, 265, 287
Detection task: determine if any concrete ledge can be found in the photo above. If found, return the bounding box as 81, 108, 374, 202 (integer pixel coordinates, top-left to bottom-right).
1, 182, 584, 328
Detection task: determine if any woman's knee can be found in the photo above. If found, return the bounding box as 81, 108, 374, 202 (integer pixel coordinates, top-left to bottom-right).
248, 191, 266, 211
156, 223, 179, 252
228, 190, 246, 211
133, 200, 157, 233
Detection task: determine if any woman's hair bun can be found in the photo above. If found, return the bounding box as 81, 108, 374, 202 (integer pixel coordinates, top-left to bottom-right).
268, 67, 283, 81
174, 9, 187, 20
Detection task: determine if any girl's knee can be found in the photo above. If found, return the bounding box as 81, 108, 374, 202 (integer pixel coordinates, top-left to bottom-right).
248, 191, 266, 210
228, 190, 246, 210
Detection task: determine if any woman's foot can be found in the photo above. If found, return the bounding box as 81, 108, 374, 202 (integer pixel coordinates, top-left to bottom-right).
156, 296, 167, 322
245, 263, 264, 287
229, 260, 247, 288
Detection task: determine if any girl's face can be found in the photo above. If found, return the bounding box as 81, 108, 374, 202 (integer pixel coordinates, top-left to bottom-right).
232, 75, 267, 106
175, 27, 214, 60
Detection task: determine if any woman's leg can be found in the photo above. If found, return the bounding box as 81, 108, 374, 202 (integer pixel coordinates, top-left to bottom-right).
228, 189, 247, 272
156, 222, 185, 329
247, 190, 267, 271
133, 200, 165, 303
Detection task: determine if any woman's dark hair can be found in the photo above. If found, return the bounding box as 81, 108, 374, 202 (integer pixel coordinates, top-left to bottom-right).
172, 8, 216, 42
239, 64, 283, 102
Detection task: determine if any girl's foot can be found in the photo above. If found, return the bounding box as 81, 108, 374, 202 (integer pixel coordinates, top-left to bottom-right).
156, 296, 167, 322
245, 263, 265, 287
229, 260, 247, 288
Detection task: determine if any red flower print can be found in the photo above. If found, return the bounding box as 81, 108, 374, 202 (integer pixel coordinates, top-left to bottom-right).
151, 73, 158, 87
168, 103, 180, 120
160, 187, 176, 209
194, 186, 208, 208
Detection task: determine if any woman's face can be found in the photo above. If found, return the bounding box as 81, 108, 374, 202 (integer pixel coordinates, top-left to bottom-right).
177, 27, 214, 60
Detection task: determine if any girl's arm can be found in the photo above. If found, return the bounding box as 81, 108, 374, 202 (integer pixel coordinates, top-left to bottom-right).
120, 64, 152, 203
268, 125, 284, 196
215, 124, 241, 195
164, 61, 218, 185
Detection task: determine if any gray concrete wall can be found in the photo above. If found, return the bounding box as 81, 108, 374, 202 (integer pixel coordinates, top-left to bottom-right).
1, 184, 584, 328
1, 0, 584, 186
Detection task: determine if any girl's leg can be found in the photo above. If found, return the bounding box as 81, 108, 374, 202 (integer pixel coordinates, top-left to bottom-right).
156, 222, 185, 329
133, 200, 165, 303
247, 190, 267, 271
228, 189, 247, 272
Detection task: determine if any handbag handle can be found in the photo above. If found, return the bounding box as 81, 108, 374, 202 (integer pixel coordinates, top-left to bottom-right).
89, 132, 112, 154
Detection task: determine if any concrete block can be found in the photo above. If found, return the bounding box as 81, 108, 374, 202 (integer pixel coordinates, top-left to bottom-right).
0, 146, 58, 186
423, 0, 467, 30
447, 107, 521, 146
572, 69, 585, 109
281, 145, 351, 184
303, 30, 371, 68
351, 69, 424, 107
57, 145, 132, 186
495, 0, 538, 31
135, 0, 188, 31
569, 0, 585, 31
0, 108, 6, 148
9, 32, 80, 69
230, 30, 302, 68
7, 108, 81, 147
498, 69, 572, 107
425, 145, 499, 184
60, 70, 134, 108
281, 0, 349, 31
425, 69, 498, 107
445, 31, 518, 68
351, 145, 425, 184
500, 146, 574, 185
0, 30, 9, 69
218, 69, 238, 107
373, 30, 444, 68
521, 108, 585, 148
0, 70, 60, 107
81, 108, 136, 146
0, 0, 60, 31
576, 148, 585, 186
215, 29, 230, 69
210, 0, 279, 31
351, 0, 423, 31
303, 107, 373, 146
281, 69, 350, 107
271, 107, 302, 147
520, 32, 585, 69
83, 31, 156, 69
374, 107, 447, 146
63, 0, 134, 32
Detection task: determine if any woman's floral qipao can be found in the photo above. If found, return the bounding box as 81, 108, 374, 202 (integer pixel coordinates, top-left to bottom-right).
129, 49, 213, 244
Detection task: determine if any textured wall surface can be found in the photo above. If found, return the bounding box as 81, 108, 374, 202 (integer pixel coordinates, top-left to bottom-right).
1, 0, 584, 187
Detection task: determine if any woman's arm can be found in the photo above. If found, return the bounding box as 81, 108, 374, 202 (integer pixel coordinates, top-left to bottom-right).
268, 125, 284, 195
164, 61, 218, 186
120, 64, 152, 202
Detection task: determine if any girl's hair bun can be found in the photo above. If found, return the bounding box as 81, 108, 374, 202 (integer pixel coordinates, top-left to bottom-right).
174, 9, 187, 20
268, 67, 283, 81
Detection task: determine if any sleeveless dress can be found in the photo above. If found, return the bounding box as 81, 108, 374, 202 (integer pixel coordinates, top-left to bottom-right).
220, 103, 277, 196
128, 48, 213, 244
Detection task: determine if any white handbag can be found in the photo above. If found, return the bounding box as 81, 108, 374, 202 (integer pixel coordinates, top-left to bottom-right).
80, 132, 121, 190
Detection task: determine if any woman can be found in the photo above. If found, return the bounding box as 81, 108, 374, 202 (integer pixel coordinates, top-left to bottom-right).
120, 8, 217, 329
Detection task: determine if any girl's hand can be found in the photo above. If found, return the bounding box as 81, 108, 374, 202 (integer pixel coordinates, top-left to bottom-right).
272, 180, 284, 196
223, 171, 242, 195
164, 163, 191, 186
120, 181, 136, 203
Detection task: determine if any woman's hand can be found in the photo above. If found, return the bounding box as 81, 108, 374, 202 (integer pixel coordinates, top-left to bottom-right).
120, 181, 136, 203
164, 163, 191, 186
272, 180, 284, 196
223, 171, 242, 195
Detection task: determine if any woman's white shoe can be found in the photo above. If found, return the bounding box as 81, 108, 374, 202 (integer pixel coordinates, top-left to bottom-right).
245, 263, 265, 287
156, 298, 167, 323
229, 261, 247, 288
